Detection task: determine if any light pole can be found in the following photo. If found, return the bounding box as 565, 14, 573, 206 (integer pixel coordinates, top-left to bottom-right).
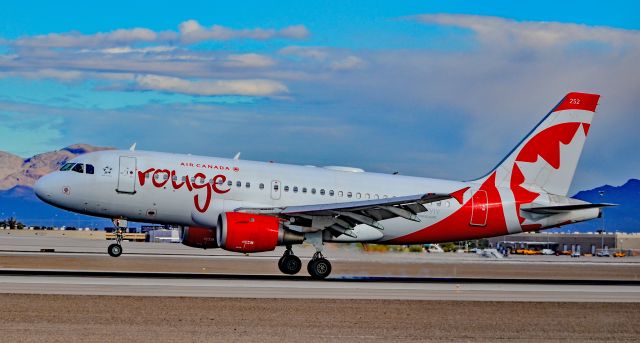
599, 190, 605, 251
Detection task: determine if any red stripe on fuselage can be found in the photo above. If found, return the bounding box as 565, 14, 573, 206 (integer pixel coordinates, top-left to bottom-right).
388, 172, 508, 244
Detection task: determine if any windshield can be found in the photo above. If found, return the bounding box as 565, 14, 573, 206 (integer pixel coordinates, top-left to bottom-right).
71, 163, 84, 173
60, 163, 75, 171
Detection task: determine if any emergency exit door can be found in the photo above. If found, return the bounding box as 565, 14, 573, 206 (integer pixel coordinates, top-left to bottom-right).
271, 180, 281, 200
470, 189, 488, 226
117, 156, 137, 194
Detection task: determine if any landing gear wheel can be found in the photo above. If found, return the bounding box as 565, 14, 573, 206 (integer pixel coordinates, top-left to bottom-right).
308, 258, 332, 279
278, 254, 302, 275
108, 243, 122, 257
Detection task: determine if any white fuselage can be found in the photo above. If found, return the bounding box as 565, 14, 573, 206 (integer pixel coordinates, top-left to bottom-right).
34, 149, 598, 244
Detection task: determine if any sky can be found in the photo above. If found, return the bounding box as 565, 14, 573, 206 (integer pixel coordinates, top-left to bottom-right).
0, 0, 638, 193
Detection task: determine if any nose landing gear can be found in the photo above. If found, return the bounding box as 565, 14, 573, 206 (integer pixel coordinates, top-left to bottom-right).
108, 219, 126, 257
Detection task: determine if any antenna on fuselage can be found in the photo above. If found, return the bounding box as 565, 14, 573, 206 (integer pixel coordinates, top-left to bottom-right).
129, 143, 137, 151
233, 152, 241, 160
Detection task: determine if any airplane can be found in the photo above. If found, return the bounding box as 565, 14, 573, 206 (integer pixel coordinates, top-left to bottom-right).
34, 92, 612, 279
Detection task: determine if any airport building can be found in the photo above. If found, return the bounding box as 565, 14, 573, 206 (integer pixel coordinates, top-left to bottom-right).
487, 232, 640, 255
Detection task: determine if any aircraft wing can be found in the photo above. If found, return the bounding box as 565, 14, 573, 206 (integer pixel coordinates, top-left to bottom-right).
235, 188, 468, 237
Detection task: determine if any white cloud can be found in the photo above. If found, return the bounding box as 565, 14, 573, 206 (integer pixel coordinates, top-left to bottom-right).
177, 20, 309, 44
10, 20, 309, 49
91, 46, 178, 54
134, 74, 288, 96
415, 14, 640, 49
225, 53, 275, 68
280, 46, 329, 60
15, 28, 159, 48
330, 55, 366, 71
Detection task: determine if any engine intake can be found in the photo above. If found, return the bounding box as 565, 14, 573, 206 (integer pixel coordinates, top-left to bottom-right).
217, 212, 303, 253
181, 226, 218, 249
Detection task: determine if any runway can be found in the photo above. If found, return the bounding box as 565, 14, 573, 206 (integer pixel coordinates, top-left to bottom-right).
2, 234, 640, 342
1, 270, 639, 302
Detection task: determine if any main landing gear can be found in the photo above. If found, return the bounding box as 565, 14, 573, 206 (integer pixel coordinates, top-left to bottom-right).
278, 245, 302, 275
307, 252, 332, 280
277, 248, 332, 279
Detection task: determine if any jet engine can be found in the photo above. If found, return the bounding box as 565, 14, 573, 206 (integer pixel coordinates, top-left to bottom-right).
181, 226, 218, 249
217, 212, 304, 253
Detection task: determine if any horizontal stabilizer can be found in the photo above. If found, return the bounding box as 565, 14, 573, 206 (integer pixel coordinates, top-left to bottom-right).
521, 203, 616, 215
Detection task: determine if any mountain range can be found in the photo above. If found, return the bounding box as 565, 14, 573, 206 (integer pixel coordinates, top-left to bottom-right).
0, 144, 637, 232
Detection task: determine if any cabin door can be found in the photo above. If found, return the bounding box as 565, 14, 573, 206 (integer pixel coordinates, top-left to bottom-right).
117, 156, 137, 194
470, 189, 488, 226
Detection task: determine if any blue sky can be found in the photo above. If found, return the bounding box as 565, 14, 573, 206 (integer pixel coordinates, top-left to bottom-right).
0, 1, 639, 192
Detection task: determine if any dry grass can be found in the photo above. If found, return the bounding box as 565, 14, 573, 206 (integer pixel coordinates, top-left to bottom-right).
0, 294, 638, 342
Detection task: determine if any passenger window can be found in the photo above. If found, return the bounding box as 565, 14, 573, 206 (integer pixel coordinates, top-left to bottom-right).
356, 193, 361, 199
374, 194, 379, 199
329, 190, 334, 196
216, 178, 224, 185
245, 182, 250, 188
347, 192, 352, 198
86, 164, 95, 174
72, 163, 84, 173
293, 186, 298, 193
236, 181, 241, 187
338, 191, 343, 197
383, 195, 388, 199
302, 187, 307, 193
59, 163, 74, 171
182, 176, 187, 182
164, 174, 169, 180
259, 183, 264, 190
173, 175, 178, 181
227, 180, 232, 186
274, 184, 279, 191
365, 193, 370, 199
320, 189, 325, 195
311, 188, 316, 194
284, 186, 290, 192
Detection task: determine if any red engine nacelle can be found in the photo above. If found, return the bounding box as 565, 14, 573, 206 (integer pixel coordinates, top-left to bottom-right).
217, 212, 303, 253
181, 226, 218, 249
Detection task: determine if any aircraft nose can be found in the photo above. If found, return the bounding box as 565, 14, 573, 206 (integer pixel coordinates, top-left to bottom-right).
34, 174, 55, 202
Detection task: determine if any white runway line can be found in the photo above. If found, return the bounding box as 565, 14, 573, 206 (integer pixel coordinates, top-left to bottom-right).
0, 275, 639, 302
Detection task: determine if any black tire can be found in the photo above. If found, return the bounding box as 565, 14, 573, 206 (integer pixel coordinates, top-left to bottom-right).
108, 243, 122, 257
308, 258, 332, 279
278, 255, 302, 275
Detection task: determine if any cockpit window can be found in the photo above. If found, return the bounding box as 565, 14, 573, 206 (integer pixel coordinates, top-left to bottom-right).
71, 163, 84, 173
60, 163, 75, 171
86, 164, 95, 174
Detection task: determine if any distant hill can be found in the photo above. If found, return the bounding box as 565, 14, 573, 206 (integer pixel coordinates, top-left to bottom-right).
0, 144, 113, 228
563, 179, 640, 233
0, 144, 636, 232
0, 144, 113, 190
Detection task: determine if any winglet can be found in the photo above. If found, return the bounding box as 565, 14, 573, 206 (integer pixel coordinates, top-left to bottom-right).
129, 143, 137, 151
233, 152, 241, 160
450, 187, 470, 205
